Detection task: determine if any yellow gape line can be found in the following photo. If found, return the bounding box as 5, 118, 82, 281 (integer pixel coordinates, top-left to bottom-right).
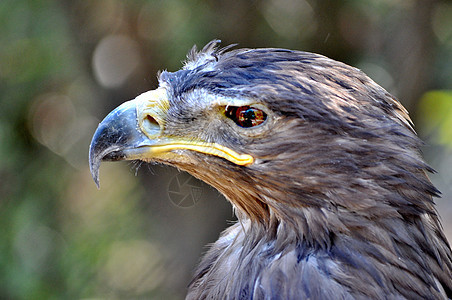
144, 141, 254, 166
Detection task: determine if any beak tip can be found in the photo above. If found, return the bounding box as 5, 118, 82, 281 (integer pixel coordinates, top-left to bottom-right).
90, 161, 101, 189
89, 143, 101, 189
92, 168, 100, 189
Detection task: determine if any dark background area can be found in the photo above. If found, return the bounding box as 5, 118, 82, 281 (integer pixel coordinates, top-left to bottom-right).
1, 0, 451, 298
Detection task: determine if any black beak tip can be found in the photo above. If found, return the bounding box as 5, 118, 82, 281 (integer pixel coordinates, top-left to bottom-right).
89, 141, 101, 189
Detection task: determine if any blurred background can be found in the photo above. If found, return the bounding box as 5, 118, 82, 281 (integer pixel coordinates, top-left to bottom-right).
1, 0, 451, 298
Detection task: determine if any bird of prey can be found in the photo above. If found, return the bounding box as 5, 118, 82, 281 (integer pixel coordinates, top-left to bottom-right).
89, 40, 452, 299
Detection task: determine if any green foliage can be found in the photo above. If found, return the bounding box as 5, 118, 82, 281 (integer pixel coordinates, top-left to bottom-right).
418, 90, 452, 147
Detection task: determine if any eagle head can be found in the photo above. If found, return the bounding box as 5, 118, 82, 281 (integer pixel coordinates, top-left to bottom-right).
89, 40, 452, 298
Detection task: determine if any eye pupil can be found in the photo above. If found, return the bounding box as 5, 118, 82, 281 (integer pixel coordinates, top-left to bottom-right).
243, 109, 255, 119
225, 106, 267, 128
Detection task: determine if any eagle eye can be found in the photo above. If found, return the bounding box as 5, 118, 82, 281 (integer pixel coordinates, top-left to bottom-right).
225, 106, 267, 128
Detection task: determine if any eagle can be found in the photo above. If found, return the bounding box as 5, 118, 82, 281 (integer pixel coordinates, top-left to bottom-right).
89, 40, 452, 299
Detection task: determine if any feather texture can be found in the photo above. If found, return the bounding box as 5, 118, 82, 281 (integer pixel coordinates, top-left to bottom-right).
158, 42, 452, 299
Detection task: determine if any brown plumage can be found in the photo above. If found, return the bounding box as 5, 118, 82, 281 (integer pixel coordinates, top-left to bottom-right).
89, 41, 452, 299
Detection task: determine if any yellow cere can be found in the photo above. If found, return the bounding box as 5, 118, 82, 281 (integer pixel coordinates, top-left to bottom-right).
135, 87, 171, 135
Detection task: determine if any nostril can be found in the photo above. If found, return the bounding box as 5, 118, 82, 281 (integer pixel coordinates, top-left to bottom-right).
142, 115, 161, 136
146, 115, 159, 126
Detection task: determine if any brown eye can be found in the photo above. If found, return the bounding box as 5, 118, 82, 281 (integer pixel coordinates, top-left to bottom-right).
225, 106, 267, 128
